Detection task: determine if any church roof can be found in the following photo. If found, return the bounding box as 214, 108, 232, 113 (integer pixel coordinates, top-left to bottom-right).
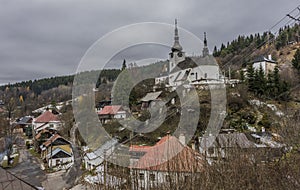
170, 56, 218, 74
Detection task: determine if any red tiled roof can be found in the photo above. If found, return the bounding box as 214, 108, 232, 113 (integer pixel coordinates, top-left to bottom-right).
98, 105, 122, 115
43, 134, 61, 147
132, 135, 205, 172
35, 111, 60, 123
35, 129, 50, 140
129, 145, 152, 152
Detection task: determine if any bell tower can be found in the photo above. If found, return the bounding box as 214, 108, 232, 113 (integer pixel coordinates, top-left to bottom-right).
169, 19, 185, 72
202, 32, 209, 57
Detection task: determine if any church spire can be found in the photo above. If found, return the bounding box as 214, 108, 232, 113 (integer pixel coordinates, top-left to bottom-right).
202, 32, 209, 57
172, 19, 183, 52
204, 32, 207, 47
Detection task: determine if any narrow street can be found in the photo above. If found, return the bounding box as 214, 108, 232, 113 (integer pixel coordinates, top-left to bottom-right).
7, 145, 46, 188
63, 123, 83, 188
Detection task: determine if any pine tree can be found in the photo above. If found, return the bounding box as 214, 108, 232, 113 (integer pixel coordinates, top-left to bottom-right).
122, 59, 127, 71
247, 64, 255, 92
292, 49, 300, 72
213, 46, 218, 56
268, 66, 280, 97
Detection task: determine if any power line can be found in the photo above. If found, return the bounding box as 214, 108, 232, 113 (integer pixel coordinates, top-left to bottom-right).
220, 5, 300, 70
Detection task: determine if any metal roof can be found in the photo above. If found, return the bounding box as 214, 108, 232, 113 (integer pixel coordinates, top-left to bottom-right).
140, 91, 162, 102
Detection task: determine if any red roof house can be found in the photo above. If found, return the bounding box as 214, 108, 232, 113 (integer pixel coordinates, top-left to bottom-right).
98, 105, 127, 123
132, 135, 204, 172
34, 111, 62, 133
35, 111, 60, 123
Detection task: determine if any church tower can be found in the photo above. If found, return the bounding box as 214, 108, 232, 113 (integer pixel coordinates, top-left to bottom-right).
169, 19, 185, 72
202, 32, 209, 57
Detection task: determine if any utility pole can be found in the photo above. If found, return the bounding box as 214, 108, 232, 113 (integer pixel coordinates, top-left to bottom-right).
50, 139, 53, 169
103, 149, 107, 190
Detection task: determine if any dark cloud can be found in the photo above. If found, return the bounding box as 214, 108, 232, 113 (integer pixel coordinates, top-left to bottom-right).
0, 0, 299, 85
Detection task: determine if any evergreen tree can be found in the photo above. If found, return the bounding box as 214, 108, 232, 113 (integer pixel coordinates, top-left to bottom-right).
247, 64, 255, 92
273, 66, 280, 96
292, 49, 300, 72
122, 59, 127, 71
240, 70, 245, 82
213, 46, 218, 56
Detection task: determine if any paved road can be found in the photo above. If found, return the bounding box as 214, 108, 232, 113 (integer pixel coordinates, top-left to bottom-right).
63, 124, 83, 187
8, 147, 46, 188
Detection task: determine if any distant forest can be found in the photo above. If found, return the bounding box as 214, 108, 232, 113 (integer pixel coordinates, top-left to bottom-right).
0, 69, 121, 95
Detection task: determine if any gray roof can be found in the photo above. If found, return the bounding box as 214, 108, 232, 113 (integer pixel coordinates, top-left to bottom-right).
253, 56, 276, 63
84, 138, 118, 166
47, 147, 72, 159
17, 116, 33, 125
201, 133, 256, 149
0, 167, 38, 190
140, 91, 162, 102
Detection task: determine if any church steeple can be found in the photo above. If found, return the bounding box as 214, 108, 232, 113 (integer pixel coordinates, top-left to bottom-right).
204, 32, 207, 47
202, 32, 209, 57
171, 19, 183, 52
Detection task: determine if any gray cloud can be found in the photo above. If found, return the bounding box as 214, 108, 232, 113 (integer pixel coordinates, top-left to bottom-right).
0, 0, 299, 85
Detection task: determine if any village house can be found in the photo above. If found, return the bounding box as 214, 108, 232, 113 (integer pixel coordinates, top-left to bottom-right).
33, 110, 63, 133
252, 55, 277, 76
140, 91, 163, 110
83, 138, 118, 171
130, 134, 205, 189
12, 116, 33, 135
155, 20, 223, 89
40, 134, 73, 168
98, 105, 127, 123
34, 129, 56, 152
200, 132, 256, 162
199, 131, 285, 163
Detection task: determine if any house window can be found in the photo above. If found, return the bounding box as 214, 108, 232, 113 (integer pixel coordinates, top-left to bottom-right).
208, 147, 214, 155
139, 173, 145, 180
165, 175, 171, 182
184, 175, 191, 183
149, 174, 155, 181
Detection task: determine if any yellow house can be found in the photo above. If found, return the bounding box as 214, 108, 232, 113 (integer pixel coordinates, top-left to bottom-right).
40, 134, 73, 168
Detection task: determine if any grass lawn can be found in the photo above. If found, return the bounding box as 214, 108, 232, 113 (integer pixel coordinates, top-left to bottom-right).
28, 148, 40, 158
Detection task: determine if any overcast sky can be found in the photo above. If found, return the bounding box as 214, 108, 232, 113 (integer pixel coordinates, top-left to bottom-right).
0, 0, 299, 85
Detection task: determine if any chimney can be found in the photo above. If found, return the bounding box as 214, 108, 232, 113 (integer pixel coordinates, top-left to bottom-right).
179, 133, 186, 145
268, 54, 272, 60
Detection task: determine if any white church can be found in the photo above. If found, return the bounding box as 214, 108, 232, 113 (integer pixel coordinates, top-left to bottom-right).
155, 20, 223, 89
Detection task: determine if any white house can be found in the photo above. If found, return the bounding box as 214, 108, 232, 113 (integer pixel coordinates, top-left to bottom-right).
253, 55, 277, 76
40, 134, 74, 168
33, 110, 63, 133
97, 105, 127, 123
